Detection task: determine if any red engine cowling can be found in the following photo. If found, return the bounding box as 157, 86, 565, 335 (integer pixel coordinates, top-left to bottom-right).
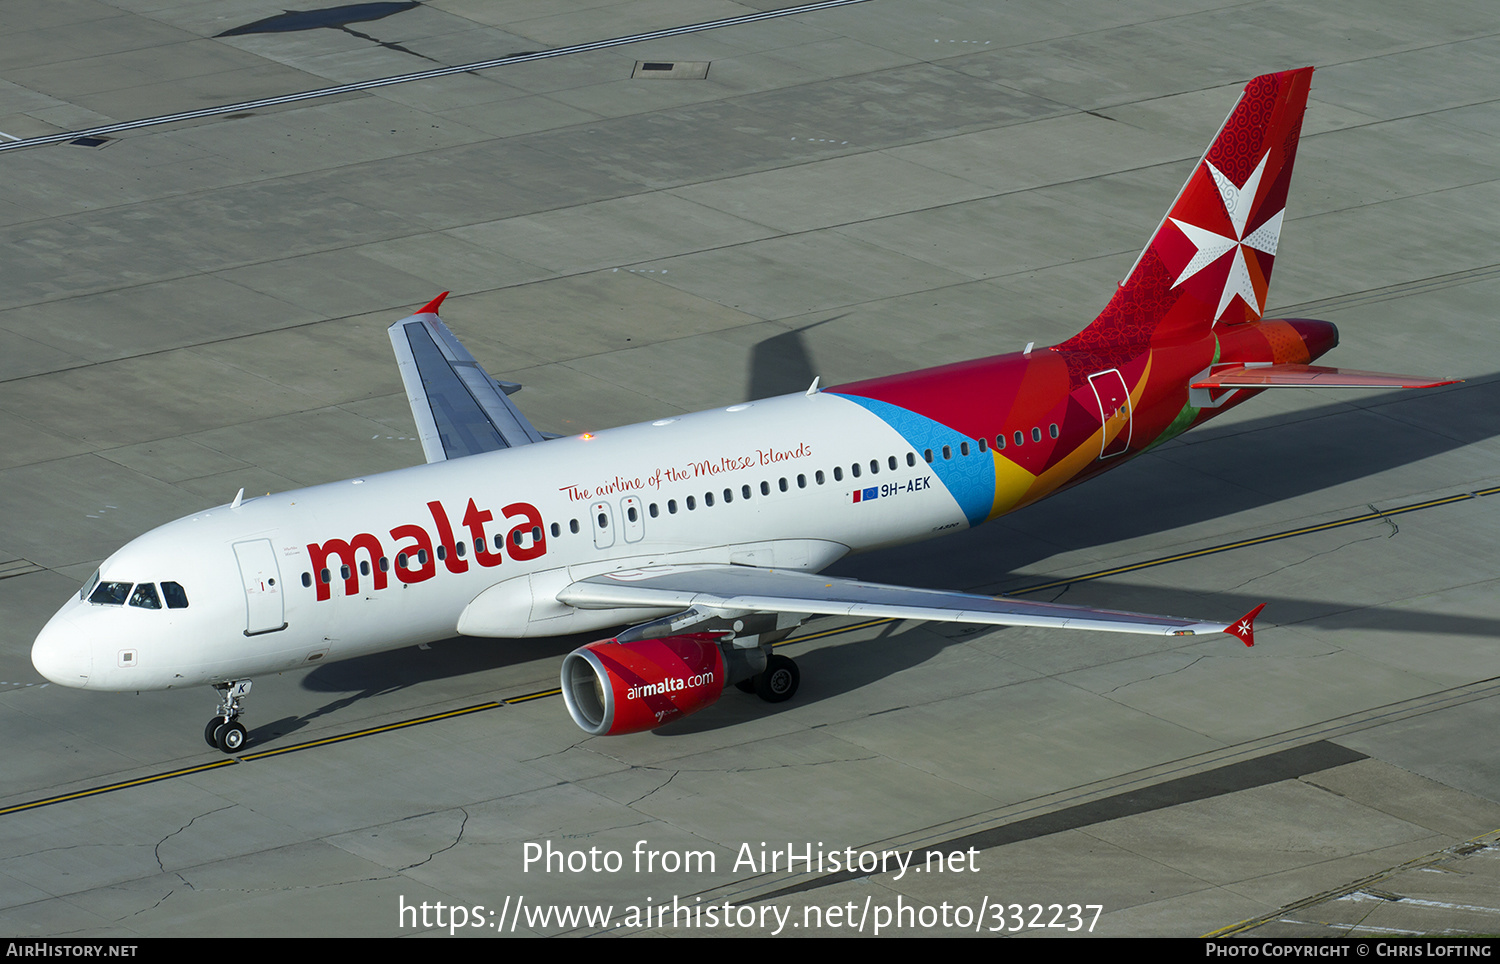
561, 634, 726, 735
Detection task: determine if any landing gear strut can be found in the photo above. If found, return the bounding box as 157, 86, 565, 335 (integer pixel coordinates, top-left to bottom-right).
204, 680, 252, 753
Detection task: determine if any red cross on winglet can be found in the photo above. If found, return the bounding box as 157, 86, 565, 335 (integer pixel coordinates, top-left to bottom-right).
1223, 604, 1266, 647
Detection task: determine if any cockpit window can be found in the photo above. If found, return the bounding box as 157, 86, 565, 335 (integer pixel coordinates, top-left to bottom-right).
129, 583, 162, 609
88, 581, 131, 606
162, 582, 189, 609
80, 570, 100, 602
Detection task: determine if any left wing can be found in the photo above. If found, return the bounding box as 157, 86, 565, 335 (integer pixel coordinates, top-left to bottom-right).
558, 564, 1263, 646
388, 292, 549, 463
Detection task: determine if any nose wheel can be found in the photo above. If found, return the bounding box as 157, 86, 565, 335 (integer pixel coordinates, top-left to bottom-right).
205, 680, 252, 753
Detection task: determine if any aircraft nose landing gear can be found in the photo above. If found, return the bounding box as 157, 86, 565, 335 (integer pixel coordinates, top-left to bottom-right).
205, 680, 253, 753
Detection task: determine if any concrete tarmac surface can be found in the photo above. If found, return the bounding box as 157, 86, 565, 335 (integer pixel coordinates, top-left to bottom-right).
2, 0, 1500, 938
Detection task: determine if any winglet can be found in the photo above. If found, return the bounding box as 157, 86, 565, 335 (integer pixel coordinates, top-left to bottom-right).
417, 291, 449, 316
1224, 604, 1266, 647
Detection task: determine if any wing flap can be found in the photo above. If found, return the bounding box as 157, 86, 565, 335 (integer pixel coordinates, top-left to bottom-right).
1192, 363, 1459, 389
559, 564, 1259, 641
388, 293, 548, 463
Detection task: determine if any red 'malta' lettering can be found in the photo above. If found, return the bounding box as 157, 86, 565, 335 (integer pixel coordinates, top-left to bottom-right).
307, 498, 546, 601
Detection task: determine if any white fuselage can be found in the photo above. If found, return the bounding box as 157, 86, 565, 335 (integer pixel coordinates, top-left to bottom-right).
32, 391, 966, 691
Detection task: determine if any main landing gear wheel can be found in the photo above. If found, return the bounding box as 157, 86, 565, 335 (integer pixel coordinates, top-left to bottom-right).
755, 654, 799, 703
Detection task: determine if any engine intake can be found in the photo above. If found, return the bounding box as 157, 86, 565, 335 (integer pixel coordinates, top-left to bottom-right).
561, 634, 726, 735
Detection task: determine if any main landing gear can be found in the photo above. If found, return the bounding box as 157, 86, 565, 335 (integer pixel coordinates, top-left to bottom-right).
734, 653, 800, 703
205, 680, 253, 753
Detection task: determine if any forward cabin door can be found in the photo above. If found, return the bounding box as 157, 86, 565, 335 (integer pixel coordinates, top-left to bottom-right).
233, 539, 286, 635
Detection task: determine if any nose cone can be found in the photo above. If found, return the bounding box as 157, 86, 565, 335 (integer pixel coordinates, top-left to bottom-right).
32, 610, 92, 687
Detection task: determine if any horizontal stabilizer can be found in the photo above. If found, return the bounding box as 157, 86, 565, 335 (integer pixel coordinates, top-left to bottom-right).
560, 564, 1252, 640
388, 295, 548, 463
1192, 363, 1459, 390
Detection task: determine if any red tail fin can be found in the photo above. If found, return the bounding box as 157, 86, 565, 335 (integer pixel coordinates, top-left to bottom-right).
1060, 68, 1313, 353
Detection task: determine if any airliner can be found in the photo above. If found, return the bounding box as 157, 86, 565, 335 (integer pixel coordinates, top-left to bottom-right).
31, 67, 1453, 752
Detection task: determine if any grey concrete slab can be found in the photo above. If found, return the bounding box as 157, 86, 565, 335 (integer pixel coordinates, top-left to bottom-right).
641, 230, 976, 319
670, 150, 993, 234
450, 191, 778, 274
356, 231, 556, 296
441, 270, 765, 370
432, 93, 605, 139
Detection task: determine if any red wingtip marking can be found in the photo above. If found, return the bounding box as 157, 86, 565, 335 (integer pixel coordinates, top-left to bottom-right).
1225, 604, 1266, 647
417, 291, 449, 315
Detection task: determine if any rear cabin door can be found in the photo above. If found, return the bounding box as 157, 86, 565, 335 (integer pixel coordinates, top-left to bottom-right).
1087, 369, 1133, 459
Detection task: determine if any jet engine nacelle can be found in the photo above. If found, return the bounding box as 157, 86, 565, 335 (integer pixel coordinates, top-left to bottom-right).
560, 634, 727, 735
